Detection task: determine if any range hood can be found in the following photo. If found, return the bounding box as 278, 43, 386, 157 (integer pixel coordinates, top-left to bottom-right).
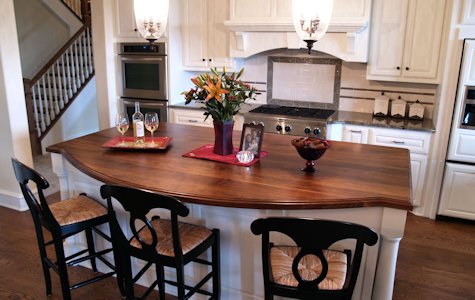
224, 0, 371, 62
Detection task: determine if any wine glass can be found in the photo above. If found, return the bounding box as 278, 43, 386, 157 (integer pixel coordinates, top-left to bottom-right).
145, 112, 159, 145
115, 113, 129, 145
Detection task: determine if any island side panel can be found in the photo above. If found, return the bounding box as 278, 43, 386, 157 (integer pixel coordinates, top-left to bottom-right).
50, 153, 407, 300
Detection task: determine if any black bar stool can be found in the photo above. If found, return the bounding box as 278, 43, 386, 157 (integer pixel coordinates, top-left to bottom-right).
11, 158, 118, 300
100, 184, 220, 300
251, 217, 378, 300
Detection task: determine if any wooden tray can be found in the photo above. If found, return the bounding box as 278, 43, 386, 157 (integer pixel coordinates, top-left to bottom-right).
102, 136, 172, 150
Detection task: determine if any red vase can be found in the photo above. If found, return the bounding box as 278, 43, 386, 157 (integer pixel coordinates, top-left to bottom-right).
213, 120, 234, 155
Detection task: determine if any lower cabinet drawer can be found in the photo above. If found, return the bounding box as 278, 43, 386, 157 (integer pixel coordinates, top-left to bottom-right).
369, 128, 432, 154
170, 109, 213, 127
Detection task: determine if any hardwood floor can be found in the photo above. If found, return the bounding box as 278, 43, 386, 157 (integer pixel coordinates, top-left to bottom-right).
0, 194, 474, 299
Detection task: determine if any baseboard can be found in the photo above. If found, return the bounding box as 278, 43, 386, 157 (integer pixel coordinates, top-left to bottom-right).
0, 189, 29, 211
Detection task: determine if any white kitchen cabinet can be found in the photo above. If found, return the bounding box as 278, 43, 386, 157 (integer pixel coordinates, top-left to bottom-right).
169, 108, 213, 127
113, 0, 141, 40
462, 0, 475, 24
182, 0, 234, 71
367, 0, 447, 83
368, 127, 432, 155
342, 125, 369, 144
410, 153, 428, 207
169, 108, 244, 131
438, 162, 475, 221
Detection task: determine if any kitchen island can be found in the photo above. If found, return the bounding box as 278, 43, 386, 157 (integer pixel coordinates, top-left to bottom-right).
47, 124, 412, 300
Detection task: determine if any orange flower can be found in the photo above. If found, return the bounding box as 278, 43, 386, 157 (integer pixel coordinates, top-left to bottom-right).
191, 77, 203, 87
203, 78, 229, 102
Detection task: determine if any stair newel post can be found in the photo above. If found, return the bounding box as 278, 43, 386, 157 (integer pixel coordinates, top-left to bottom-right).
23, 78, 42, 156
81, 0, 91, 24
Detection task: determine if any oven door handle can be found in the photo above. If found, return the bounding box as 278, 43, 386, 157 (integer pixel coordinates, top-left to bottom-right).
120, 56, 164, 62
123, 100, 167, 108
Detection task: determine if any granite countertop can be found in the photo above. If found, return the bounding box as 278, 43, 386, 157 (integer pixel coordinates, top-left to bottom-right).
169, 102, 435, 132
330, 111, 435, 132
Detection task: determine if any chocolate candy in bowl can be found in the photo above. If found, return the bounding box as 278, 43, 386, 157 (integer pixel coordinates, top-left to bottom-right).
291, 137, 331, 172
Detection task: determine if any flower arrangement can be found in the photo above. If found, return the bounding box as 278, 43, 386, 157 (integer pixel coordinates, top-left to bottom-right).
182, 68, 258, 122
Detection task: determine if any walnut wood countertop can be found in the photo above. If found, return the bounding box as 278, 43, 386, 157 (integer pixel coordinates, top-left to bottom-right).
46, 124, 412, 211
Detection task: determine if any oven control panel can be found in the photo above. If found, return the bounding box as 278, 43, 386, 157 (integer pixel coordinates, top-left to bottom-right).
246, 118, 327, 139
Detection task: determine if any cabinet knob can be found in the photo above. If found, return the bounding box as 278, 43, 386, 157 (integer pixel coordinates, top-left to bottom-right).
396, 66, 400, 70
405, 67, 410, 71
209, 58, 212, 62
202, 58, 206, 62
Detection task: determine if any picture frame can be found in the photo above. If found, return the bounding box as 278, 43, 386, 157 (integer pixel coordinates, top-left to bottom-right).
239, 123, 264, 156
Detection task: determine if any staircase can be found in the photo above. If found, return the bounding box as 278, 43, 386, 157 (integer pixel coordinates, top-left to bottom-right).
23, 0, 93, 156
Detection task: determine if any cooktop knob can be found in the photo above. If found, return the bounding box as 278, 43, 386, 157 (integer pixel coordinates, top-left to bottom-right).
285, 125, 292, 132
250, 121, 256, 125
259, 122, 265, 127
304, 127, 311, 134
313, 128, 322, 135
276, 125, 283, 132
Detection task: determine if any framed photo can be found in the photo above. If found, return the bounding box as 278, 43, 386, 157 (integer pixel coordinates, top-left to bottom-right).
239, 123, 264, 156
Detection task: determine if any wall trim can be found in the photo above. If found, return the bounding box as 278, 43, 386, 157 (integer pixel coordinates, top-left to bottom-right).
0, 188, 29, 211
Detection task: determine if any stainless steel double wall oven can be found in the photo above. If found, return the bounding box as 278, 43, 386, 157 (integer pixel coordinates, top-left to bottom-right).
119, 42, 168, 122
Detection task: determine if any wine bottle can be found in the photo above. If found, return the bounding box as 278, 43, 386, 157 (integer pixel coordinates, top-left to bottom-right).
132, 102, 145, 144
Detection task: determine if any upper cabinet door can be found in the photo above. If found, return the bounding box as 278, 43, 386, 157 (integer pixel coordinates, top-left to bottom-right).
182, 0, 208, 69
114, 0, 141, 40
367, 0, 447, 83
207, 0, 233, 68
402, 0, 446, 80
367, 0, 408, 77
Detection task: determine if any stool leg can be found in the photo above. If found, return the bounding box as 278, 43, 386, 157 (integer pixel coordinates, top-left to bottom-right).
176, 263, 185, 300
123, 256, 135, 300
85, 227, 98, 272
212, 230, 221, 299
36, 229, 52, 295
54, 237, 72, 300
156, 264, 165, 299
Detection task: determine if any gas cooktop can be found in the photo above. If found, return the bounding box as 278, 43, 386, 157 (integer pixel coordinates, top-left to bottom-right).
248, 105, 335, 120
243, 105, 336, 138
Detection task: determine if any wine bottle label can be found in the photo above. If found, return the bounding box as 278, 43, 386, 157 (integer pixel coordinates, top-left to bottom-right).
133, 120, 145, 137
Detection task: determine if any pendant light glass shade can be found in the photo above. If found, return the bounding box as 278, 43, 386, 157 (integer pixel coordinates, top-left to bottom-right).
134, 0, 169, 44
292, 0, 334, 54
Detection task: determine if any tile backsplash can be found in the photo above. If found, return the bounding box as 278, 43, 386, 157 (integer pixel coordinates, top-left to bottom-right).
239, 49, 438, 119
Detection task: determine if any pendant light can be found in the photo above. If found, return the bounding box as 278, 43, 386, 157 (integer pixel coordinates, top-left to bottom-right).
134, 0, 169, 45
292, 0, 334, 54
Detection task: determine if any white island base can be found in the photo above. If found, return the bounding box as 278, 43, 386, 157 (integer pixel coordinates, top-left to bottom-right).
51, 153, 407, 300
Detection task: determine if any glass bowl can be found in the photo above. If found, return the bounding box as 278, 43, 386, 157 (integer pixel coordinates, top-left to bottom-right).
236, 150, 255, 164
291, 137, 331, 172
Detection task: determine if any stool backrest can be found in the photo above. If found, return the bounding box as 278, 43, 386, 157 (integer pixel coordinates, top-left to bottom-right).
11, 158, 59, 230
251, 217, 378, 299
100, 184, 189, 260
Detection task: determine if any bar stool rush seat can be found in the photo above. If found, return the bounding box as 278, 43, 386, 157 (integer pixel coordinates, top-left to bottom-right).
11, 158, 117, 300
100, 184, 220, 300
251, 217, 378, 300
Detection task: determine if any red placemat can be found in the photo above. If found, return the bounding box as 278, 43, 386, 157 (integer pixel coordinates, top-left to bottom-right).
183, 144, 268, 166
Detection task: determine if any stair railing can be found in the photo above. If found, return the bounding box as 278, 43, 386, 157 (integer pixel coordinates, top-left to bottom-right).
62, 0, 90, 22
23, 21, 94, 154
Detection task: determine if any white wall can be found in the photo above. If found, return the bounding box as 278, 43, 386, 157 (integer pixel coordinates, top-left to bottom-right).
0, 0, 33, 211
41, 78, 99, 152
13, 0, 70, 79
91, 0, 118, 129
